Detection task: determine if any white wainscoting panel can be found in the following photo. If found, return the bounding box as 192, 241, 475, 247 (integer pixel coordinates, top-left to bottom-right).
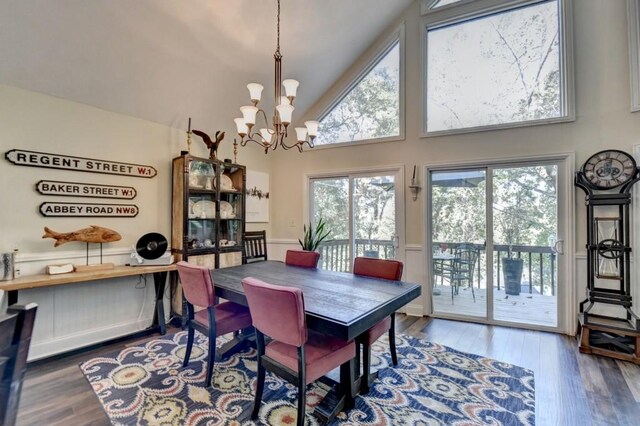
1, 248, 170, 361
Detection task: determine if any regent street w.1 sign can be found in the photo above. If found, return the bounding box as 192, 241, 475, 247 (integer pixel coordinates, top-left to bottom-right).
5, 149, 157, 178
36, 181, 137, 200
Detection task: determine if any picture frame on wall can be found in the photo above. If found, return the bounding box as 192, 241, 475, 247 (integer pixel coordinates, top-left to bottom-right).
245, 170, 270, 223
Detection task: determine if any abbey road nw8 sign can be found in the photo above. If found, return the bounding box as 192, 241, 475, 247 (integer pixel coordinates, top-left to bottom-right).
36, 181, 137, 200
40, 202, 139, 217
5, 150, 157, 178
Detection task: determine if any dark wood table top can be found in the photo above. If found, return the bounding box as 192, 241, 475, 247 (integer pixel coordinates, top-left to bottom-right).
211, 261, 421, 341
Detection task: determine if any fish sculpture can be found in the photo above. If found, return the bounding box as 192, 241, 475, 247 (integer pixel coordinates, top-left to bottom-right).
43, 225, 122, 247
192, 129, 225, 160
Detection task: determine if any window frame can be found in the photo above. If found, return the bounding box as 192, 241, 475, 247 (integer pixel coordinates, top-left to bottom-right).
628, 0, 640, 112
312, 23, 406, 150
420, 0, 575, 137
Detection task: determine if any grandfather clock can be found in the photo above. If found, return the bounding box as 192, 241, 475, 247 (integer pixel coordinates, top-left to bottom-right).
575, 149, 640, 364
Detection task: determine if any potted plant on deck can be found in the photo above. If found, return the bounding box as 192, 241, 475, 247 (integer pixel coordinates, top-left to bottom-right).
498, 204, 532, 296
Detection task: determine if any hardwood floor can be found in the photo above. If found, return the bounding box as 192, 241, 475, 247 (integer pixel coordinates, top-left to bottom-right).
16, 316, 640, 426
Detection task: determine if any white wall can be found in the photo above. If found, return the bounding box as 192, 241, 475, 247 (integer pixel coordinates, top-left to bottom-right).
0, 85, 272, 358
269, 0, 640, 332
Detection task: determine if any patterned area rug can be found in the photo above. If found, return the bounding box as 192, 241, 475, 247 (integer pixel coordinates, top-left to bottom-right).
80, 331, 535, 425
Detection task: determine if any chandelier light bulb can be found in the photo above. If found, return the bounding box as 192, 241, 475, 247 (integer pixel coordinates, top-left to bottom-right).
282, 79, 299, 98
295, 127, 308, 142
276, 104, 294, 125
259, 128, 273, 143
279, 96, 291, 106
234, 118, 248, 136
240, 106, 259, 125
247, 83, 264, 104
304, 120, 319, 137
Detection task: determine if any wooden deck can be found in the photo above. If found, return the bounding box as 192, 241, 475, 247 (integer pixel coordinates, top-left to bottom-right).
432, 284, 557, 327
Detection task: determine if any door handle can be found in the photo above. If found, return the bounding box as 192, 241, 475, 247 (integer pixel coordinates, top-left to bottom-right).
554, 239, 564, 254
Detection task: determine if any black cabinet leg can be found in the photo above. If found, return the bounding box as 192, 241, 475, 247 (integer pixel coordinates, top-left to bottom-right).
153, 272, 167, 335
8, 290, 18, 306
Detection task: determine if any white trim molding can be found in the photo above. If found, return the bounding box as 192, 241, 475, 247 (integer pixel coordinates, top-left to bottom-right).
628, 0, 640, 112
420, 0, 575, 137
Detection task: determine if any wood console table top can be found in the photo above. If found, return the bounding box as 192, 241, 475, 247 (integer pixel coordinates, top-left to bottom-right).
0, 264, 177, 292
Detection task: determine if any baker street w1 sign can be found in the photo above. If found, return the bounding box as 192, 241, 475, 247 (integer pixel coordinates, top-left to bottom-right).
5, 150, 157, 178
36, 181, 137, 200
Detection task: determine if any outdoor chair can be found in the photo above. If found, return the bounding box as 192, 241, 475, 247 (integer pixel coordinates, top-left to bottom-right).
450, 245, 478, 303
352, 257, 403, 393
176, 262, 253, 388
243, 230, 268, 264
243, 277, 355, 426
285, 250, 320, 268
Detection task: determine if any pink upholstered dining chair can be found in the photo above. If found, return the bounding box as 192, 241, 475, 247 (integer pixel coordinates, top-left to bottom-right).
285, 250, 320, 268
352, 256, 404, 393
176, 261, 253, 388
242, 277, 355, 426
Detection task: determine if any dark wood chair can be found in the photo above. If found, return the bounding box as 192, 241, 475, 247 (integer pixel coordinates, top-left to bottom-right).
285, 250, 320, 268
176, 262, 253, 388
242, 277, 355, 426
450, 245, 478, 303
0, 303, 37, 426
243, 230, 268, 264
352, 257, 403, 394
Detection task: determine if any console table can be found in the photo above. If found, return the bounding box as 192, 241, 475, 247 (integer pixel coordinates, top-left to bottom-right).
0, 264, 176, 337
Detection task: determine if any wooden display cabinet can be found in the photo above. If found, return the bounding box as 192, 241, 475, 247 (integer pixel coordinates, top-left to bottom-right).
171, 155, 246, 268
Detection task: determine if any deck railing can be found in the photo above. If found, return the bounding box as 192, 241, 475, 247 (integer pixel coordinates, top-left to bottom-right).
318, 239, 556, 296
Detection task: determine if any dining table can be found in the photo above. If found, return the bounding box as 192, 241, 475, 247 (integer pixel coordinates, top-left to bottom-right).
210, 260, 422, 421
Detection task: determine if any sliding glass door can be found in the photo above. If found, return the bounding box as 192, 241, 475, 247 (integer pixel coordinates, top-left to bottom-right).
428, 160, 565, 331
310, 170, 401, 272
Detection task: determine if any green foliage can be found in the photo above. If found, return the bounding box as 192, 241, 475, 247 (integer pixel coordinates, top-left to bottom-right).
299, 217, 332, 252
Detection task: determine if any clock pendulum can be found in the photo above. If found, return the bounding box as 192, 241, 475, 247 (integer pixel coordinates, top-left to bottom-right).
575, 149, 640, 364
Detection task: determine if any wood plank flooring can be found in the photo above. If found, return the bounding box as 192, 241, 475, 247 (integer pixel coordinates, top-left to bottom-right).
15, 316, 640, 426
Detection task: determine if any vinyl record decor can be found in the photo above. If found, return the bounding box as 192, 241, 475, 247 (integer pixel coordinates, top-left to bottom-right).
136, 233, 168, 260
575, 149, 640, 364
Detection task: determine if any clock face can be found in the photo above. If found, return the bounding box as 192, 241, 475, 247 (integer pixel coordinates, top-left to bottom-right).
582, 150, 637, 189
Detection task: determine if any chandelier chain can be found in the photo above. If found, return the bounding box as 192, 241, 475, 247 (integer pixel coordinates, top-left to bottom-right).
276, 0, 281, 55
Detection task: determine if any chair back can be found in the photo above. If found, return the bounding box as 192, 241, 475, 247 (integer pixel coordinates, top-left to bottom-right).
243, 230, 268, 263
176, 261, 216, 308
353, 257, 404, 281
0, 303, 37, 426
242, 277, 307, 347
285, 250, 320, 268
453, 247, 478, 279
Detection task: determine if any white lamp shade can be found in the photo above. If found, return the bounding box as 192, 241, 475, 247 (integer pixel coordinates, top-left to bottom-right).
305, 120, 319, 137
279, 96, 291, 106
276, 104, 295, 124
234, 118, 248, 135
240, 106, 259, 125
259, 128, 273, 143
282, 79, 299, 97
247, 83, 264, 102
295, 127, 308, 142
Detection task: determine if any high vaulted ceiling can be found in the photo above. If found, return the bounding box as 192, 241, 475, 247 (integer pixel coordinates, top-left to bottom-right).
0, 0, 412, 133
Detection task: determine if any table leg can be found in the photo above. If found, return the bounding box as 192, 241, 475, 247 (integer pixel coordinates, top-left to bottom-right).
152, 272, 167, 335
217, 327, 256, 360
7, 290, 18, 306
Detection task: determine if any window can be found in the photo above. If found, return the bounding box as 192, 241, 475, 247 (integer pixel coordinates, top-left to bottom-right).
315, 36, 402, 146
423, 0, 574, 135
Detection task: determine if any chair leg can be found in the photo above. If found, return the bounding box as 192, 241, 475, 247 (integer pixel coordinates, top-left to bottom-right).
471, 280, 476, 302
183, 323, 195, 368
340, 359, 355, 410
252, 332, 266, 420
389, 314, 398, 367
361, 342, 372, 394
204, 307, 217, 388
296, 346, 307, 426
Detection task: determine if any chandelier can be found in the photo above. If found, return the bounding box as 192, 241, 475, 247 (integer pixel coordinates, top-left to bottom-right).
233, 0, 318, 154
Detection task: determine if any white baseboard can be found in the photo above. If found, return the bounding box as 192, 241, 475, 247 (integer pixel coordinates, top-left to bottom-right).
28, 318, 154, 361
404, 304, 423, 317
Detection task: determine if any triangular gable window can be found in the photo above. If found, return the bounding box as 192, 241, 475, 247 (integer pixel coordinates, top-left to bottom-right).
315, 41, 400, 146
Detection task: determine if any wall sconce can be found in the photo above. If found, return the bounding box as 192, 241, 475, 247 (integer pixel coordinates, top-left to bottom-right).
409, 165, 421, 201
